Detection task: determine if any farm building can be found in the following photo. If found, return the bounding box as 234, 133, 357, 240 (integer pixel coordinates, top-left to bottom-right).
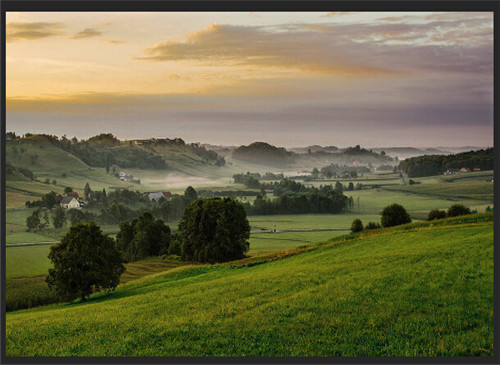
459, 167, 470, 173
60, 196, 81, 210
146, 192, 172, 202
64, 191, 79, 199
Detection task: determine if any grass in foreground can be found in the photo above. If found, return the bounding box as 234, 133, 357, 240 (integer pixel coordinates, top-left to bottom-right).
6, 215, 493, 357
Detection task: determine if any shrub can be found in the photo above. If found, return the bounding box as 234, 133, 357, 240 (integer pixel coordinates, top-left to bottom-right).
46, 222, 125, 302
381, 203, 412, 227
447, 204, 471, 218
351, 219, 364, 233
365, 221, 381, 230
179, 198, 250, 263
427, 209, 447, 221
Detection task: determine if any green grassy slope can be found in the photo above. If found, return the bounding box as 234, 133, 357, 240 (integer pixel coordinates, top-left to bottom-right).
6, 216, 493, 357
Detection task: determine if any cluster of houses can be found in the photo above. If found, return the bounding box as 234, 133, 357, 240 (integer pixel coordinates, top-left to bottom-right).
444, 167, 481, 175
57, 190, 173, 211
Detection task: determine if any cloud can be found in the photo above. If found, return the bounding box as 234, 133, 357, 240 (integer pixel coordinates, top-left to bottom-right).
104, 40, 123, 44
6, 22, 64, 42
134, 16, 492, 77
324, 12, 351, 16
71, 27, 103, 39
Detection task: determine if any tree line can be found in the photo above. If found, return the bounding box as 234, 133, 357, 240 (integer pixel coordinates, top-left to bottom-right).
398, 148, 494, 177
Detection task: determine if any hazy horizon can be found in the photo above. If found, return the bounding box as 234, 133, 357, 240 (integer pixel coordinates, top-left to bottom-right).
7, 11, 494, 148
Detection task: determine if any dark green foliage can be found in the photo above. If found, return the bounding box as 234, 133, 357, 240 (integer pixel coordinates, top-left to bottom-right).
233, 173, 261, 188
66, 209, 96, 226
99, 202, 136, 224
84, 182, 92, 200
179, 198, 250, 263
184, 186, 198, 204
319, 164, 369, 178
247, 186, 348, 216
365, 222, 381, 230
64, 186, 73, 193
41, 191, 57, 209
381, 204, 412, 227
232, 142, 295, 167
398, 148, 493, 177
447, 204, 471, 218
52, 207, 67, 229
351, 219, 363, 233
427, 209, 447, 221
116, 213, 171, 262
168, 233, 182, 256
272, 178, 308, 196
335, 181, 343, 192
46, 222, 125, 302
26, 209, 42, 231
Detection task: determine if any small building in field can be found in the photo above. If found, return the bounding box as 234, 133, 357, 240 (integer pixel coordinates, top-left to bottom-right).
147, 192, 172, 202
459, 167, 470, 173
60, 196, 81, 210
473, 168, 481, 172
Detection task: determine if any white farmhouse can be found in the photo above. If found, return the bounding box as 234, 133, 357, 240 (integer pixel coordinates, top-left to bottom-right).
60, 196, 81, 210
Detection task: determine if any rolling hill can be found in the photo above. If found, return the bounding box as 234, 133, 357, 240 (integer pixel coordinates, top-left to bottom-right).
6, 214, 493, 357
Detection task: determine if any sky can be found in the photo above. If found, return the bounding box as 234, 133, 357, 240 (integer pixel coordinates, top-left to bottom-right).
6, 12, 494, 148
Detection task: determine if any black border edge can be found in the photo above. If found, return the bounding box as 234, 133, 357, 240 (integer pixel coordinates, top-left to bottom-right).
1, 1, 499, 365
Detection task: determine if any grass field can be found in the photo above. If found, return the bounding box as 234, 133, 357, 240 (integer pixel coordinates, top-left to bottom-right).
6, 216, 493, 356
6, 245, 52, 278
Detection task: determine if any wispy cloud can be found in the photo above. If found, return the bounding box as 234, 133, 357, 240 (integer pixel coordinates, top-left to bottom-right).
71, 27, 103, 39
135, 15, 492, 77
6, 22, 64, 42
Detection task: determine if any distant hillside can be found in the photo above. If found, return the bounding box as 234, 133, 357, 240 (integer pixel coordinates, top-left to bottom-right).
288, 145, 339, 154
371, 146, 487, 160
6, 133, 227, 172
232, 142, 296, 167
398, 148, 494, 177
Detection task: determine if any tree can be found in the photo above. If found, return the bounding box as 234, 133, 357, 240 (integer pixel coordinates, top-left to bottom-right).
53, 207, 67, 229
351, 219, 363, 233
347, 182, 354, 191
381, 203, 412, 227
105, 154, 110, 173
184, 186, 198, 203
41, 191, 58, 209
26, 209, 41, 231
84, 182, 92, 200
335, 181, 343, 192
116, 212, 171, 262
311, 168, 319, 179
64, 186, 73, 193
365, 222, 381, 230
179, 198, 250, 263
447, 204, 471, 217
427, 209, 447, 221
46, 222, 125, 302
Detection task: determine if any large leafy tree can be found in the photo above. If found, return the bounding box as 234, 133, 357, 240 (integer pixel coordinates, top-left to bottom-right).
179, 197, 250, 263
116, 212, 171, 262
52, 206, 67, 229
381, 203, 412, 227
46, 222, 125, 301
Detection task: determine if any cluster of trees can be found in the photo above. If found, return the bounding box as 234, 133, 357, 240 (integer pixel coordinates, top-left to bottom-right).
45, 196, 251, 302
343, 145, 393, 161
116, 213, 171, 262
398, 148, 494, 177
178, 198, 250, 263
351, 203, 411, 233
189, 143, 226, 166
319, 164, 370, 179
427, 204, 472, 221
233, 173, 261, 188
231, 142, 296, 167
244, 189, 351, 215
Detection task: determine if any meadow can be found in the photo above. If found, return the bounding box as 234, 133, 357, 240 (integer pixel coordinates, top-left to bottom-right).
6, 215, 493, 356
